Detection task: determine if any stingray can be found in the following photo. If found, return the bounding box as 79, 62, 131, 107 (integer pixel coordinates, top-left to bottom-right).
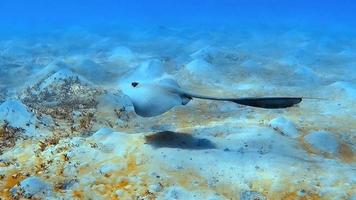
124, 77, 303, 117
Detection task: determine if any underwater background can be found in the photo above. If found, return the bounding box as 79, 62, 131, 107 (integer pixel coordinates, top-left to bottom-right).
1, 0, 355, 199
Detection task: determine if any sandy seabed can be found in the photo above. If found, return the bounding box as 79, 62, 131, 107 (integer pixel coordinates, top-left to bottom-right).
0, 26, 355, 200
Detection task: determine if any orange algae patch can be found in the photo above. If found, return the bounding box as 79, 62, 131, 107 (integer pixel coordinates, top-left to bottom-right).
300, 133, 356, 163
280, 192, 321, 200
73, 190, 84, 199
213, 182, 323, 200
213, 183, 239, 199
299, 136, 319, 156
339, 142, 355, 163
0, 172, 26, 199
116, 179, 129, 188
127, 156, 136, 172
74, 153, 148, 200
247, 176, 326, 200
175, 170, 207, 189
164, 168, 236, 198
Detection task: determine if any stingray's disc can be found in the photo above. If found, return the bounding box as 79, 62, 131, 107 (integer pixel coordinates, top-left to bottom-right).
126, 83, 183, 117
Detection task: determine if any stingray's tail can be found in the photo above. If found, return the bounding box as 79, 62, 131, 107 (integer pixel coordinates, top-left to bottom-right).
228, 97, 302, 109
185, 92, 303, 109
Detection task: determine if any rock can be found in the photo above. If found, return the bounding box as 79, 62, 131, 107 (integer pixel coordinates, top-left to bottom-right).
0, 122, 24, 153
21, 69, 102, 119
0, 100, 36, 137
99, 163, 125, 175
11, 176, 52, 198
304, 131, 340, 154
115, 189, 124, 197
268, 117, 299, 138
240, 190, 266, 200
38, 68, 91, 90
148, 183, 163, 193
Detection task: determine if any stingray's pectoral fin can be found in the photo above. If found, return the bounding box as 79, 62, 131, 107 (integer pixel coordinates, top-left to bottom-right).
229, 97, 302, 109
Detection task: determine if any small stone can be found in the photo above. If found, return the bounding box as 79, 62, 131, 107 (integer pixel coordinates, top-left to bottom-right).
297, 189, 306, 197
99, 163, 124, 175
268, 117, 299, 138
148, 183, 163, 193
12, 176, 52, 198
0, 100, 36, 137
115, 189, 124, 196
124, 185, 132, 190
304, 131, 340, 154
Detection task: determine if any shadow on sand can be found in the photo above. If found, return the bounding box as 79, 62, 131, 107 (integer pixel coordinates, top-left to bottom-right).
145, 131, 216, 150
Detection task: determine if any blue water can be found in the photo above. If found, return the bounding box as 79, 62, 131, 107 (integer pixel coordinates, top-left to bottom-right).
1, 0, 356, 35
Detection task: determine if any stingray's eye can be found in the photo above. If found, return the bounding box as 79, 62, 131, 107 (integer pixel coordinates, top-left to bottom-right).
131, 82, 139, 87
